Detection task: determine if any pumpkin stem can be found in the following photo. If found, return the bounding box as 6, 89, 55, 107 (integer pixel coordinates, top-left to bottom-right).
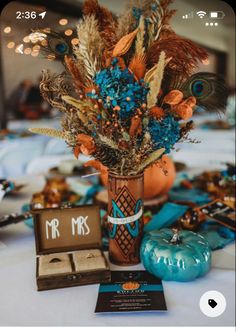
170, 228, 181, 244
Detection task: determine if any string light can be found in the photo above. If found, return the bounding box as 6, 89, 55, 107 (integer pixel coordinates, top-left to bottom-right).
4, 26, 11, 34
24, 48, 32, 55
33, 45, 40, 51
59, 18, 68, 26
29, 32, 46, 43
64, 29, 73, 36
71, 38, 79, 45
47, 53, 56, 61
7, 42, 15, 49
41, 39, 48, 47
23, 36, 30, 43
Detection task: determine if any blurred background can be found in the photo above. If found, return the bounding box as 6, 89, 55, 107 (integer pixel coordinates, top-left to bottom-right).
0, 0, 235, 179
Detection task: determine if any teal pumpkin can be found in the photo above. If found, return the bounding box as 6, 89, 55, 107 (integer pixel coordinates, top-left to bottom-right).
140, 229, 211, 282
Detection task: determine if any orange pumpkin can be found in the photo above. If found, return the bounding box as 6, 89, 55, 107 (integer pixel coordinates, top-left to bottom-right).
143, 155, 176, 198
100, 155, 176, 199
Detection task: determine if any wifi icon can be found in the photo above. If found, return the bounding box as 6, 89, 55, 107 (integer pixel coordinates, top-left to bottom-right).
196, 11, 207, 18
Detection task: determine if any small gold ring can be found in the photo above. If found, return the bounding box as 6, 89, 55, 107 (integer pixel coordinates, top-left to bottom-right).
86, 253, 94, 259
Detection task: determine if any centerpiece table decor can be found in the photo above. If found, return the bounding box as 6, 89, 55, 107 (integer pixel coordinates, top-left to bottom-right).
29, 0, 227, 265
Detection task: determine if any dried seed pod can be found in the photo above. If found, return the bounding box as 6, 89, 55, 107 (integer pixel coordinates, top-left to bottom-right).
184, 96, 197, 108
164, 90, 184, 105
112, 28, 139, 57
77, 134, 96, 154
129, 116, 142, 137
173, 103, 193, 120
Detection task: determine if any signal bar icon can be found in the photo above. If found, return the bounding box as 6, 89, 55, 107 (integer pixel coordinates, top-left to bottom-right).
196, 11, 207, 18
182, 11, 194, 19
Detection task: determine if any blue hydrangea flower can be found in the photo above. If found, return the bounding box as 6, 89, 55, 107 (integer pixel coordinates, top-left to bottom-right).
94, 62, 149, 119
148, 115, 181, 153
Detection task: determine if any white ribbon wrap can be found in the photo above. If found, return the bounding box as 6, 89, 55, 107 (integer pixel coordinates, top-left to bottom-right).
108, 208, 143, 225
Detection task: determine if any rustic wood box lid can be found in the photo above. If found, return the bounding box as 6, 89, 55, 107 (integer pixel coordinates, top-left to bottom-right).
33, 205, 102, 255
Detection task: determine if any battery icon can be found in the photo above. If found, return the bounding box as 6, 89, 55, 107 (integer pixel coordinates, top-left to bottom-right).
210, 11, 225, 19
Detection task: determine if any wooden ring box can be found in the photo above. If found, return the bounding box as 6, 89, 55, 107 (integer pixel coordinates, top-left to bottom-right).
33, 205, 111, 291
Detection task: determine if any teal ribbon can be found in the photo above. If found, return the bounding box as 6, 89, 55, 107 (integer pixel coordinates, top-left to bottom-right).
144, 202, 189, 233
169, 188, 211, 205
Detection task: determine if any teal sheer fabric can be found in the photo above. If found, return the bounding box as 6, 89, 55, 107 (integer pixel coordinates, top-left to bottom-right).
144, 202, 188, 232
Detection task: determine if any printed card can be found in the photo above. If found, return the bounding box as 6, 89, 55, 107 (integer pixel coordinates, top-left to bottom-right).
95, 270, 167, 313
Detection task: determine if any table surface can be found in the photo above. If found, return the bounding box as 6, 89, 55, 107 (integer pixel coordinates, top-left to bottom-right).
0, 126, 235, 326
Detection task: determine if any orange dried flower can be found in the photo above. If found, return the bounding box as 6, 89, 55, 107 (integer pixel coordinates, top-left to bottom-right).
163, 90, 183, 105
73, 145, 80, 159
129, 54, 146, 81
77, 133, 94, 146
173, 103, 193, 120
84, 160, 107, 175
77, 134, 96, 155
129, 116, 142, 137
150, 106, 165, 119
184, 96, 196, 108
80, 145, 91, 156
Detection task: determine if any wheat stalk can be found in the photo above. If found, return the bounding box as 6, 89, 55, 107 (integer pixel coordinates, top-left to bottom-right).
135, 16, 145, 56
29, 128, 66, 139
147, 51, 166, 108
75, 15, 104, 80
75, 44, 97, 80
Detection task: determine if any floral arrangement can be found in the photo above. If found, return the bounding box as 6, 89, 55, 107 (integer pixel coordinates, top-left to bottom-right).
30, 0, 210, 176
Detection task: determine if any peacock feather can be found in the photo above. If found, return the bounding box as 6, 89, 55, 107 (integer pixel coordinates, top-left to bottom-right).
181, 72, 228, 112
29, 29, 74, 61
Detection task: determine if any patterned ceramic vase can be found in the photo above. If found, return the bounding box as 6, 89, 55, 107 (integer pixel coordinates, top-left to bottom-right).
107, 173, 144, 265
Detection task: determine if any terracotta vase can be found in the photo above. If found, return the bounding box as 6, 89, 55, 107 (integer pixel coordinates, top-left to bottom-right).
107, 173, 144, 265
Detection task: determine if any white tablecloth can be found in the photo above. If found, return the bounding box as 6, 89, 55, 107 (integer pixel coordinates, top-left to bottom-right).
0, 125, 235, 326
0, 173, 235, 326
